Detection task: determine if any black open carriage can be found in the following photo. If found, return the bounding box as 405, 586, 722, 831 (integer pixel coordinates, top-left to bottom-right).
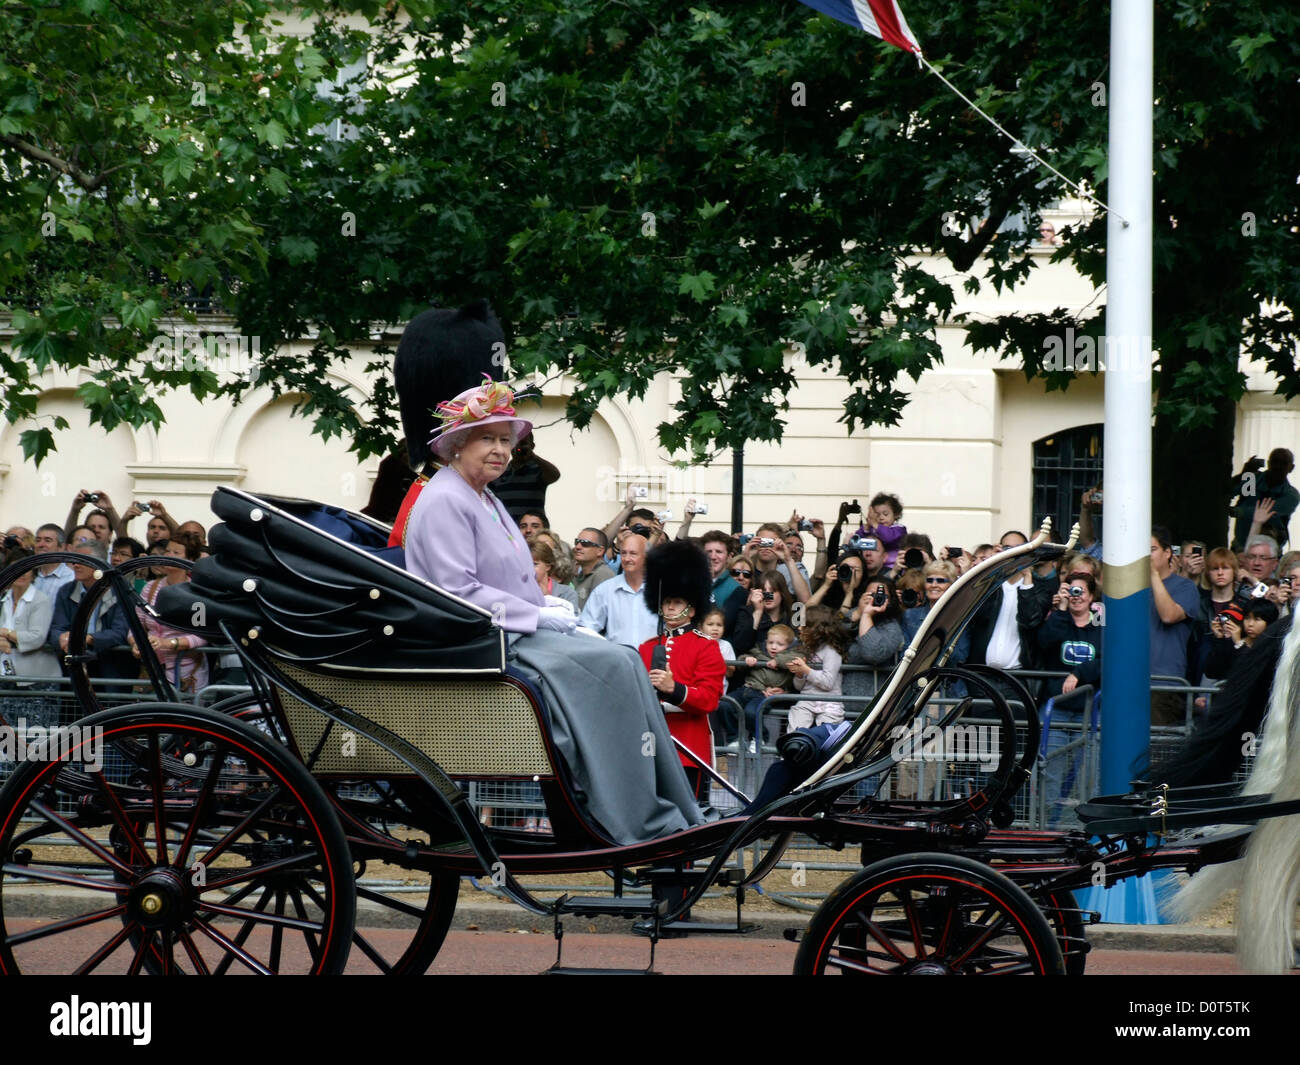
1, 488, 1294, 975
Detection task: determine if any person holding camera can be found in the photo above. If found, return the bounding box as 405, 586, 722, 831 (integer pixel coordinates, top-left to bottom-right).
62, 489, 117, 546
1077, 485, 1104, 561
807, 549, 866, 622
1038, 573, 1103, 698
731, 571, 794, 655
1036, 572, 1103, 823
967, 531, 1052, 674
842, 577, 905, 702
118, 499, 179, 543
602, 485, 666, 552
1230, 449, 1299, 552
1203, 600, 1277, 682
1150, 526, 1203, 726
742, 523, 811, 604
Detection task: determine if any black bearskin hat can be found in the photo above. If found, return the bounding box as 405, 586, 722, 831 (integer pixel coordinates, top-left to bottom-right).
643, 540, 713, 620
395, 299, 505, 466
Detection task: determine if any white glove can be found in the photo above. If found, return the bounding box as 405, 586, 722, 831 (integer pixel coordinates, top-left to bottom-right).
537, 606, 577, 634
542, 595, 576, 615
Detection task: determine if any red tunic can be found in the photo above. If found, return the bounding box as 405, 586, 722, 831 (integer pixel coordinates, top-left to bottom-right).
637, 629, 725, 768
388, 473, 431, 548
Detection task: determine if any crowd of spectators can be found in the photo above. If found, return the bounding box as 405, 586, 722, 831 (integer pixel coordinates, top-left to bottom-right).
1, 489, 214, 706
493, 450, 1300, 795
5, 447, 1298, 800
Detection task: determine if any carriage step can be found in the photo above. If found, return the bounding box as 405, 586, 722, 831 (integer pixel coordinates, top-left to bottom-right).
633, 917, 761, 937
552, 894, 667, 919
545, 965, 659, 976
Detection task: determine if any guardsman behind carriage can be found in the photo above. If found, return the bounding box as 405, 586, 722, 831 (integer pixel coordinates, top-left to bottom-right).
638, 541, 726, 800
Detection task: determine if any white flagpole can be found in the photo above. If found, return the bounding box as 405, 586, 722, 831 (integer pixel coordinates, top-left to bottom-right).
1092, 0, 1157, 923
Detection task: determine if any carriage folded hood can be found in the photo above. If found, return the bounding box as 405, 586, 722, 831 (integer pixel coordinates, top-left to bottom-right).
154, 487, 507, 673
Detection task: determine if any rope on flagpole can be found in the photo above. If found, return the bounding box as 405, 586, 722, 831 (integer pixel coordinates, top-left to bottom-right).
916, 54, 1128, 228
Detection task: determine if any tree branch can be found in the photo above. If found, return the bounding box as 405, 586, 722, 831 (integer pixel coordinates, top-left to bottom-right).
0, 133, 113, 191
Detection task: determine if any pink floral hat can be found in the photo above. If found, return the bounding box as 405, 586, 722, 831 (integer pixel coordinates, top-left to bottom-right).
428, 376, 533, 459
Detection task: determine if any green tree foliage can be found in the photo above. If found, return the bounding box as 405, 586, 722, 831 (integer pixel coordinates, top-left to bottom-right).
5, 1, 1298, 542
0, 0, 364, 461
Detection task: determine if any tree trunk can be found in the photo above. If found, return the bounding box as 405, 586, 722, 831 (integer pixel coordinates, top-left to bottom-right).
1151, 393, 1237, 547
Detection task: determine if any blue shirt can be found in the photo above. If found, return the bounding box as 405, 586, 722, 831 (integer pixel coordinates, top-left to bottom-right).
578, 574, 659, 647
1150, 573, 1201, 685
33, 562, 74, 601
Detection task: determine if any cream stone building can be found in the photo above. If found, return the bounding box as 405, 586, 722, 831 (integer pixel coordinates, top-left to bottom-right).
1, 221, 1296, 547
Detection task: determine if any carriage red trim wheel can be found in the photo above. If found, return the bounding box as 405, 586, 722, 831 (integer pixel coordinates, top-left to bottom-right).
0, 704, 355, 975
794, 853, 1065, 975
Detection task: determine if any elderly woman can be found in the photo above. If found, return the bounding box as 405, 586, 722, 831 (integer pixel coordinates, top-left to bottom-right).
403, 378, 707, 845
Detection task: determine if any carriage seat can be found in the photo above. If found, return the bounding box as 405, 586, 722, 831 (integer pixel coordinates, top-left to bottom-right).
155, 487, 556, 779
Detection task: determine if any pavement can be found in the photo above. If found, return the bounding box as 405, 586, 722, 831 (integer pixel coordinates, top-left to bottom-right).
2, 887, 1245, 953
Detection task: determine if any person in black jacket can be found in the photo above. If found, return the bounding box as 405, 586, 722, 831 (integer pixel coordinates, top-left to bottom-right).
1036, 572, 1103, 824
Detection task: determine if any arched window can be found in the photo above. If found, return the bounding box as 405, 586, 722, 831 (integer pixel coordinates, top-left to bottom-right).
1032, 424, 1102, 542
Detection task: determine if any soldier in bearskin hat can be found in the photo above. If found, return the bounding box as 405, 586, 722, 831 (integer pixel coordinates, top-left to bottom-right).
638, 540, 726, 798
362, 300, 505, 542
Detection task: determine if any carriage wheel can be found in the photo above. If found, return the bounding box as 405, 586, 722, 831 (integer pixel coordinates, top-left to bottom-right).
794, 854, 1065, 975
1038, 887, 1088, 976
329, 781, 459, 975
0, 703, 355, 975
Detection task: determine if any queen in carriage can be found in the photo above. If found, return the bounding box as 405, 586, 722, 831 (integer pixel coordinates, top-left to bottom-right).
401, 378, 711, 845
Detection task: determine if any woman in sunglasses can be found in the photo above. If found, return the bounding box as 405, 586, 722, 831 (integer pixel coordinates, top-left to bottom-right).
899, 559, 970, 663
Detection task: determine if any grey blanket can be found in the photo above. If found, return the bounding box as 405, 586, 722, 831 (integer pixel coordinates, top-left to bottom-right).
509, 629, 711, 845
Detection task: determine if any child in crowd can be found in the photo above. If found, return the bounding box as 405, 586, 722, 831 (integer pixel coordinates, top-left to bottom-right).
866, 493, 908, 569
1204, 600, 1278, 680
788, 606, 849, 729
735, 623, 800, 745
700, 607, 735, 679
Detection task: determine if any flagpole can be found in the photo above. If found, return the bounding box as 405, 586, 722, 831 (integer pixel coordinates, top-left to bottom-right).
1086, 0, 1158, 924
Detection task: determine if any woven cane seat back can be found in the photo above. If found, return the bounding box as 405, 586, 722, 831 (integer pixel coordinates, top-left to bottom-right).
275, 662, 553, 777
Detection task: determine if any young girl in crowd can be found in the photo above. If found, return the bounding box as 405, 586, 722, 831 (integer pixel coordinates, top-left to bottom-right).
787, 605, 849, 729
700, 607, 735, 679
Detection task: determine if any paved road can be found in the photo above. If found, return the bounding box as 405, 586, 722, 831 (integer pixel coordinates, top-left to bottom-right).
4, 919, 1252, 975
425, 929, 1248, 975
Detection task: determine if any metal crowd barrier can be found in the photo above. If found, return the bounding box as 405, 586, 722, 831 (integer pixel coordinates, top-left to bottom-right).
0, 655, 1248, 914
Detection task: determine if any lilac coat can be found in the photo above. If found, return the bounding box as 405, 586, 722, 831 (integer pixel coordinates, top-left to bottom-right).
405, 466, 545, 633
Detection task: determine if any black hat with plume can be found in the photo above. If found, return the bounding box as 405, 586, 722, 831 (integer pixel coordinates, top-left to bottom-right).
643, 540, 713, 621
394, 299, 505, 467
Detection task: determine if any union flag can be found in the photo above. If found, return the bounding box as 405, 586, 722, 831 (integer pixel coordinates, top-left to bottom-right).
796, 0, 921, 55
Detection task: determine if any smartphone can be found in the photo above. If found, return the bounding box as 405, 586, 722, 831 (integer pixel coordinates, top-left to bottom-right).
1190, 545, 1203, 557
946, 547, 962, 561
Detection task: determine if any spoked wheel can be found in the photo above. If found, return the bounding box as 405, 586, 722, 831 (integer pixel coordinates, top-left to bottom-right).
329, 780, 460, 975
0, 703, 355, 975
795, 854, 1065, 975
1038, 887, 1090, 976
